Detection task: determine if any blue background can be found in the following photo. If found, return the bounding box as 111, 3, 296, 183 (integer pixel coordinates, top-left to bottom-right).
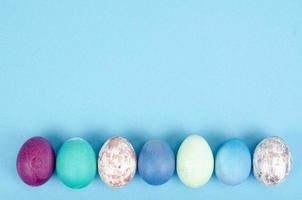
0, 0, 302, 199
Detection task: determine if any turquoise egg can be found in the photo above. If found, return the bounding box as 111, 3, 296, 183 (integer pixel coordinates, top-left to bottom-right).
215, 138, 251, 185
56, 137, 96, 189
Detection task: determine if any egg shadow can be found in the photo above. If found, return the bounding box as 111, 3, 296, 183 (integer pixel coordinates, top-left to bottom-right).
161, 129, 189, 180
241, 129, 269, 153
241, 128, 269, 180
123, 129, 149, 179
201, 129, 231, 183
80, 128, 113, 182
162, 129, 190, 156
42, 129, 69, 183
43, 129, 67, 154
82, 128, 112, 154
201, 129, 230, 157
125, 131, 147, 156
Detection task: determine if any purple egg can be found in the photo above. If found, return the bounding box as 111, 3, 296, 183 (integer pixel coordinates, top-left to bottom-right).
16, 137, 55, 186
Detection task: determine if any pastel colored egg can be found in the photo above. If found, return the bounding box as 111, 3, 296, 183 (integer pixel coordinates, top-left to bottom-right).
16, 137, 55, 186
177, 134, 214, 188
56, 137, 96, 189
253, 136, 292, 185
215, 138, 251, 185
138, 140, 175, 185
98, 136, 137, 188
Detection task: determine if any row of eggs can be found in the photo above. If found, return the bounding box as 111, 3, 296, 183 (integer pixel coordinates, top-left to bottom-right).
16, 135, 292, 188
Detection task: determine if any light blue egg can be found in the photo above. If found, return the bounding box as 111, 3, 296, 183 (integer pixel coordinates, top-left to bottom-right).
215, 138, 251, 185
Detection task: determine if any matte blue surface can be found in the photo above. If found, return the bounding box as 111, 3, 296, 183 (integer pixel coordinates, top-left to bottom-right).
138, 140, 175, 185
0, 0, 302, 199
215, 139, 251, 185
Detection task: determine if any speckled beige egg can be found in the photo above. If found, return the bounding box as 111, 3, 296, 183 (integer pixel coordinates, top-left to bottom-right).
98, 136, 137, 188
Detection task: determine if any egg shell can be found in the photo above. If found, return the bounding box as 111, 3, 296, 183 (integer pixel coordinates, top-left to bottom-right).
16, 136, 55, 186
138, 140, 175, 185
56, 137, 96, 189
177, 134, 214, 188
215, 138, 251, 185
253, 136, 292, 185
98, 136, 137, 188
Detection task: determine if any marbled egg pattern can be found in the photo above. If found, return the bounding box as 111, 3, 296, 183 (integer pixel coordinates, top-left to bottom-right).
16, 137, 55, 186
253, 136, 292, 185
98, 136, 137, 187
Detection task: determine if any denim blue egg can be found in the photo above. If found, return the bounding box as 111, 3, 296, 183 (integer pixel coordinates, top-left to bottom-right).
215, 139, 251, 185
138, 140, 175, 185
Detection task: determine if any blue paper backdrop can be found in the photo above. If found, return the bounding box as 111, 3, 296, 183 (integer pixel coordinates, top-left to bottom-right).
1, 0, 302, 199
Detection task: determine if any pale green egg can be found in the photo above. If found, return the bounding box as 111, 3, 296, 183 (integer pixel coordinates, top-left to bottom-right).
177, 134, 214, 188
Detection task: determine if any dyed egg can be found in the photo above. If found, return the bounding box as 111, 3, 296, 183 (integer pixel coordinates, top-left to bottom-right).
253, 136, 292, 185
98, 136, 136, 188
215, 138, 251, 185
138, 140, 175, 185
177, 134, 214, 188
16, 137, 55, 186
56, 137, 96, 189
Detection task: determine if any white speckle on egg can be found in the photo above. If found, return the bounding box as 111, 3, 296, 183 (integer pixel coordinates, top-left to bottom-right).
98, 136, 137, 187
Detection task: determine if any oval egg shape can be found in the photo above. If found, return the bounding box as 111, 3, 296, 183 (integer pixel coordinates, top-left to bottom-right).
56, 137, 96, 189
177, 134, 214, 188
215, 138, 251, 185
253, 136, 292, 185
138, 139, 175, 185
98, 136, 137, 188
16, 136, 55, 186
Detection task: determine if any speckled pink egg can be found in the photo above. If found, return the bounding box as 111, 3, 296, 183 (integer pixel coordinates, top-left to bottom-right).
98, 136, 137, 188
16, 136, 55, 186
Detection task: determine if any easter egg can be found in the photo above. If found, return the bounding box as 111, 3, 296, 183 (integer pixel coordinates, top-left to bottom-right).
56, 137, 96, 189
177, 134, 214, 188
215, 138, 251, 185
98, 136, 136, 188
16, 136, 55, 186
138, 140, 175, 185
253, 136, 292, 185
